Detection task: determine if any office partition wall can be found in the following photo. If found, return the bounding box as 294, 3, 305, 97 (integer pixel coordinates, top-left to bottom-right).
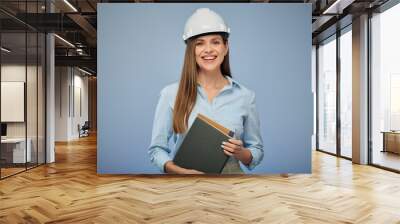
0, 31, 28, 177
0, 1, 47, 179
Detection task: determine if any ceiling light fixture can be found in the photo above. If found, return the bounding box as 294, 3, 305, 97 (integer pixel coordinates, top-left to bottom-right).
1, 47, 11, 53
78, 67, 92, 76
63, 0, 78, 12
54, 34, 75, 48
322, 0, 354, 15
76, 48, 84, 55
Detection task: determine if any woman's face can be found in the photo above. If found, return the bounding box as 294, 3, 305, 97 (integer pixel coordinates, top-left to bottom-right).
194, 34, 228, 73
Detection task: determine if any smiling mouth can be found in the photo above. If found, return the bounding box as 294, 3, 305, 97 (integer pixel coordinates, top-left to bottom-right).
201, 55, 217, 62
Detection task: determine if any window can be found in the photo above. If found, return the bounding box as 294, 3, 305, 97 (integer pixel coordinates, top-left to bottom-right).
371, 2, 400, 171
339, 27, 352, 158
317, 35, 337, 155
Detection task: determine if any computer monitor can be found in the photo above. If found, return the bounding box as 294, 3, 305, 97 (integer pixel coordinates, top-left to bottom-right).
1, 123, 7, 137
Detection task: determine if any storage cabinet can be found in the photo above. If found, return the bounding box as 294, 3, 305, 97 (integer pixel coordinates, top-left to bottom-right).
382, 132, 400, 154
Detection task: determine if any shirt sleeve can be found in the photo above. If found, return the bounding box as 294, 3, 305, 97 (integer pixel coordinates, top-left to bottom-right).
243, 91, 264, 170
148, 87, 174, 173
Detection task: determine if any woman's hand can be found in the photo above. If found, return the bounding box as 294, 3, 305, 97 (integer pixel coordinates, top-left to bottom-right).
164, 161, 204, 174
221, 138, 253, 166
180, 168, 204, 175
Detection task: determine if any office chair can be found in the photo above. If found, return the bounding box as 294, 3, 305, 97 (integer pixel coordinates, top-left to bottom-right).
79, 121, 90, 138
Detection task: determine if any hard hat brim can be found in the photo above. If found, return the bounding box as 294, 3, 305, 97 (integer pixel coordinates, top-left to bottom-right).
184, 31, 229, 44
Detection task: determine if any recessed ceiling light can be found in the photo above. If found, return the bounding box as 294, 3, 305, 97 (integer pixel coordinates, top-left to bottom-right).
1, 47, 11, 53
78, 67, 93, 76
322, 0, 354, 15
54, 34, 75, 48
63, 0, 78, 12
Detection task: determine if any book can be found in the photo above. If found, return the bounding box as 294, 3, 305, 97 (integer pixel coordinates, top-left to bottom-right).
173, 113, 234, 174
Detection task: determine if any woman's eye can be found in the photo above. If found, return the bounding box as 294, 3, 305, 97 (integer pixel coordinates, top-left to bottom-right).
213, 41, 221, 45
195, 42, 203, 46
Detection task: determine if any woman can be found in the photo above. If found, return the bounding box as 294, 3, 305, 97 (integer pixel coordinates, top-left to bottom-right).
148, 8, 263, 174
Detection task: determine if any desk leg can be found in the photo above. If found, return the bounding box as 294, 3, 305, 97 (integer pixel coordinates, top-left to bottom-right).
382, 133, 386, 153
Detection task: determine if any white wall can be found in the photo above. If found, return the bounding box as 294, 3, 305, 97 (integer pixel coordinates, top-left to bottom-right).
1, 65, 26, 134
55, 67, 89, 141
1, 65, 40, 138
55, 66, 69, 141
70, 72, 89, 138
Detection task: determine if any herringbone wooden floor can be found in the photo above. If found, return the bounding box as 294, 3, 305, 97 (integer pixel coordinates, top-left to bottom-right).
1, 134, 400, 224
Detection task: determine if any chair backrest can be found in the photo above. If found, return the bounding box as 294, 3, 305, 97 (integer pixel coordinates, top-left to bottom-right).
82, 121, 90, 129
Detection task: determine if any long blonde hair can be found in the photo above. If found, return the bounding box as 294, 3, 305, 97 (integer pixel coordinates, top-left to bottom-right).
173, 33, 231, 133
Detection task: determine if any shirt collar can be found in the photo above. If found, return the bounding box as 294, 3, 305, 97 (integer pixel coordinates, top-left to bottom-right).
226, 76, 241, 89
197, 75, 240, 99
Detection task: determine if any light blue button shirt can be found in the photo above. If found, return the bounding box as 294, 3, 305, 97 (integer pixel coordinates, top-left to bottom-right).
148, 76, 264, 173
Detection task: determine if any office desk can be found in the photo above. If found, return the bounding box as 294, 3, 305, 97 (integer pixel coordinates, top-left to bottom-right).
1, 138, 32, 164
382, 131, 400, 154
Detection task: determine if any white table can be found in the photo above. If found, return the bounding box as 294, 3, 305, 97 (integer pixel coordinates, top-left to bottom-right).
1, 138, 32, 163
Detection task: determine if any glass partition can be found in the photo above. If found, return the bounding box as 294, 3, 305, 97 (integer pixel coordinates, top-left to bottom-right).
1, 31, 28, 177
38, 32, 45, 165
0, 1, 46, 179
27, 31, 38, 169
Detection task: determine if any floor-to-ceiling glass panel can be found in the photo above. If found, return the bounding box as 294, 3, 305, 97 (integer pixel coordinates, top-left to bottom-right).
1, 31, 27, 177
318, 35, 337, 154
38, 32, 45, 165
27, 30, 38, 169
371, 3, 400, 171
0, 0, 46, 179
339, 27, 352, 158
26, 0, 43, 170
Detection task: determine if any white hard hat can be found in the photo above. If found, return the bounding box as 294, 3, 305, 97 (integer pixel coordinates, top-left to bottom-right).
182, 8, 230, 41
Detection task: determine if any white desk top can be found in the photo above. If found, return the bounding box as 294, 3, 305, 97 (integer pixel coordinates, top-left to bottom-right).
1, 138, 28, 143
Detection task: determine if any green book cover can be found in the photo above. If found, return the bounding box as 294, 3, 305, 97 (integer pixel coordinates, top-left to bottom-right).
173, 114, 234, 174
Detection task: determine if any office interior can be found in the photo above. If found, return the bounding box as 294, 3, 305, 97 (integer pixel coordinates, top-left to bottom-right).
0, 0, 399, 222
